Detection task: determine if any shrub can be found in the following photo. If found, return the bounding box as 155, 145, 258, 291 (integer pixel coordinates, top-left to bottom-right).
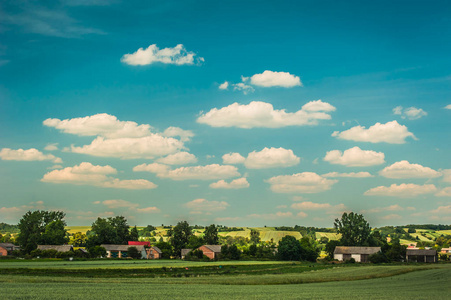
369, 252, 389, 264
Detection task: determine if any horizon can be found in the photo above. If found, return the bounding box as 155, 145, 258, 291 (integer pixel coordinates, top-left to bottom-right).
0, 1, 450, 227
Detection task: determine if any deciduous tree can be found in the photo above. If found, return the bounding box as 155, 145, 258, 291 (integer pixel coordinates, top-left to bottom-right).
334, 212, 371, 246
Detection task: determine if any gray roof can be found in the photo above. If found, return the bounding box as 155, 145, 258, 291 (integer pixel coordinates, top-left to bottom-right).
181, 249, 192, 256
406, 249, 437, 256
334, 246, 381, 255
150, 246, 162, 254
202, 245, 222, 253
0, 243, 19, 250
37, 245, 74, 252
101, 244, 145, 252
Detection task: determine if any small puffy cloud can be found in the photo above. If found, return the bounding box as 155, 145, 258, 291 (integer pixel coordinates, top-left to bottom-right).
210, 178, 249, 189
222, 152, 246, 164
42, 162, 157, 190
44, 143, 59, 151
156, 152, 197, 165
322, 172, 373, 178
0, 148, 62, 163
185, 198, 229, 213
162, 127, 194, 142
364, 183, 437, 197
43, 113, 152, 138
324, 147, 385, 167
301, 100, 336, 112
70, 135, 184, 159
266, 172, 338, 194
393, 106, 427, 120
232, 82, 255, 94
219, 81, 229, 90
136, 207, 161, 213
332, 121, 416, 144
197, 100, 335, 128
134, 163, 240, 181
96, 199, 139, 209
121, 44, 203, 66
435, 187, 451, 197
245, 147, 300, 169
379, 160, 441, 179
445, 104, 451, 109
249, 70, 302, 88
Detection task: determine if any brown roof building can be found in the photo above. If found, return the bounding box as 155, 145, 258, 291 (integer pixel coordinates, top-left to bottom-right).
147, 246, 162, 259
37, 245, 74, 252
334, 246, 381, 263
198, 245, 222, 260
406, 249, 437, 263
101, 244, 147, 259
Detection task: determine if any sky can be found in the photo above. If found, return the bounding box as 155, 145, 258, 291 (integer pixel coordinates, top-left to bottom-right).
0, 0, 450, 227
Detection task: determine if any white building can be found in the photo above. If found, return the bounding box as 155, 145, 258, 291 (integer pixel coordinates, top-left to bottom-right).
334, 246, 381, 262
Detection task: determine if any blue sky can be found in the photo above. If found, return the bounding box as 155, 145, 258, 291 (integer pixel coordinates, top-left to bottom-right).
0, 0, 450, 227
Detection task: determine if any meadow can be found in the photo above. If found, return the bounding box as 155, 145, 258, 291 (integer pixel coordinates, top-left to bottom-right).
0, 260, 449, 299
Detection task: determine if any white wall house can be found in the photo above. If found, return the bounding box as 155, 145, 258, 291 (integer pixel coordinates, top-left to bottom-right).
334, 246, 381, 262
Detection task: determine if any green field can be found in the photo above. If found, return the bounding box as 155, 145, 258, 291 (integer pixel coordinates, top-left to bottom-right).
315, 232, 341, 240
0, 260, 449, 299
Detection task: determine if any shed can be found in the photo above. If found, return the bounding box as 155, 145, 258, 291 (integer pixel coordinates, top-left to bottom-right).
101, 244, 147, 259
147, 246, 162, 259
198, 245, 222, 260
37, 245, 74, 252
181, 248, 192, 259
406, 249, 437, 263
334, 246, 381, 263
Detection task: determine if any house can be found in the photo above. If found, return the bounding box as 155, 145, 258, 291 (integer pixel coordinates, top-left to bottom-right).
128, 241, 151, 247
37, 245, 74, 252
147, 246, 162, 259
334, 246, 381, 262
440, 248, 450, 254
101, 244, 147, 259
0, 243, 20, 256
181, 248, 192, 259
406, 249, 438, 263
197, 245, 222, 260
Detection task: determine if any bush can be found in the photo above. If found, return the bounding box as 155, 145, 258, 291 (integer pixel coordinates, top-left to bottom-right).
345, 258, 356, 264
127, 247, 142, 259
369, 252, 389, 264
88, 246, 106, 258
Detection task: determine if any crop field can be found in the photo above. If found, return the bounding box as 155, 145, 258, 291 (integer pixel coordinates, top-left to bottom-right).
315, 232, 341, 240
0, 261, 449, 299
436, 230, 451, 235
65, 226, 91, 234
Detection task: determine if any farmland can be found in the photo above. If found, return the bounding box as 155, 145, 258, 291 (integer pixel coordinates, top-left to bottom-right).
0, 260, 449, 299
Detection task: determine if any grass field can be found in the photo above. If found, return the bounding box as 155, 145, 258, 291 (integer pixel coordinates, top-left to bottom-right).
315, 232, 341, 240
0, 261, 449, 299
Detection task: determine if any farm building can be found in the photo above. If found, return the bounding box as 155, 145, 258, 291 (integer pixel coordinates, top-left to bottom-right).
0, 243, 20, 256
198, 245, 222, 260
406, 249, 438, 263
181, 248, 192, 259
440, 248, 450, 254
37, 245, 74, 252
147, 246, 162, 259
128, 241, 151, 247
334, 246, 381, 262
101, 244, 147, 259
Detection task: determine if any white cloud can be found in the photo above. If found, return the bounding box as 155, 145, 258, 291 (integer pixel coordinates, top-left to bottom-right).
323, 146, 385, 167
379, 160, 441, 179
219, 81, 229, 90
301, 100, 336, 112
162, 127, 194, 142
297, 212, 308, 218
44, 143, 59, 151
0, 148, 62, 163
442, 169, 451, 183
121, 44, 203, 66
332, 121, 416, 144
291, 201, 331, 210
393, 106, 427, 120
209, 178, 249, 189
266, 172, 338, 194
222, 152, 246, 164
156, 152, 197, 165
322, 172, 373, 178
232, 82, 255, 94
134, 163, 240, 181
445, 104, 451, 110
70, 135, 184, 159
430, 205, 451, 214
41, 162, 157, 190
43, 113, 152, 138
249, 70, 302, 88
185, 198, 229, 213
245, 147, 300, 169
197, 100, 335, 128
435, 187, 451, 197
95, 199, 139, 209
364, 183, 437, 197
136, 207, 161, 213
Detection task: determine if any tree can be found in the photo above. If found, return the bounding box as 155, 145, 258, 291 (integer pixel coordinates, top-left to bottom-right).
130, 226, 139, 241
170, 221, 192, 257
278, 235, 301, 261
88, 246, 106, 258
42, 220, 69, 245
127, 246, 142, 259
334, 212, 371, 246
299, 237, 319, 262
325, 240, 341, 259
203, 224, 219, 245
250, 229, 261, 244
17, 210, 67, 253
70, 232, 87, 247
87, 216, 131, 246
155, 241, 172, 259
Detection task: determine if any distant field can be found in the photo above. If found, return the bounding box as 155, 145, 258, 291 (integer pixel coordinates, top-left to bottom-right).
437, 230, 451, 235
0, 262, 449, 299
65, 226, 91, 234
315, 232, 341, 240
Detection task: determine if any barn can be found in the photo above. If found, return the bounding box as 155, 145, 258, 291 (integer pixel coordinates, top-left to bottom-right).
101, 244, 147, 259
37, 245, 74, 252
197, 245, 222, 260
147, 246, 162, 259
406, 249, 437, 263
0, 243, 20, 256
334, 246, 381, 262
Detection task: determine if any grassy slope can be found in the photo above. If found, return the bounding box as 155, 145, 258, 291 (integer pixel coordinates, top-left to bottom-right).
0, 265, 449, 299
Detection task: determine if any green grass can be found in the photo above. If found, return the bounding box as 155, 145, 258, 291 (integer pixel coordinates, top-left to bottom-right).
315, 232, 341, 240
0, 264, 449, 299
